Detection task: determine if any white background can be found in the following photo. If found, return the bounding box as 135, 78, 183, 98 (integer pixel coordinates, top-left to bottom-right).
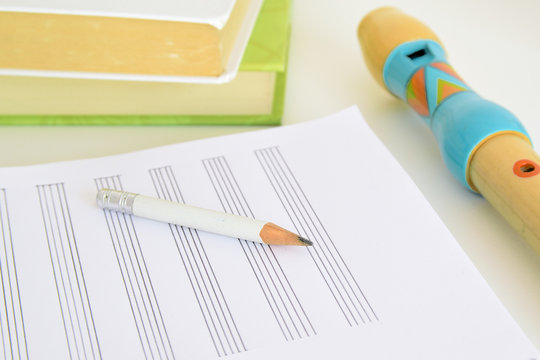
1, 0, 540, 351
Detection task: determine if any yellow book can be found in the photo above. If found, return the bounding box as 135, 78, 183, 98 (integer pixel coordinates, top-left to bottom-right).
0, 0, 262, 82
0, 0, 291, 125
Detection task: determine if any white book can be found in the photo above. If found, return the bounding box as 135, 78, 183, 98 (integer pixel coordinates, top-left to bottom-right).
0, 0, 262, 83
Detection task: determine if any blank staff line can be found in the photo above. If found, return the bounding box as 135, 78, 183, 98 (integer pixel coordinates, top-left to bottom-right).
95, 176, 175, 360
106, 175, 174, 358
189, 228, 247, 353
266, 149, 370, 320
256, 148, 363, 324
102, 177, 156, 359
274, 148, 378, 321
253, 150, 353, 326
216, 158, 316, 338
151, 166, 247, 355
256, 149, 362, 325
121, 212, 164, 359
54, 184, 102, 358
202, 160, 290, 341
59, 185, 102, 358
106, 177, 157, 359
48, 185, 90, 357
46, 184, 84, 358
36, 183, 102, 359
125, 211, 174, 357
207, 158, 294, 341
152, 171, 234, 355
203, 157, 316, 341
149, 168, 220, 355
0, 290, 6, 360
222, 158, 317, 336
177, 226, 229, 353
0, 239, 13, 360
164, 165, 246, 353
214, 157, 311, 339
0, 189, 29, 360
149, 169, 226, 357
37, 185, 80, 359
0, 294, 7, 360
255, 147, 378, 324
129, 218, 176, 358
117, 176, 175, 360
94, 179, 148, 359
210, 158, 297, 340
37, 187, 73, 359
269, 150, 373, 323
0, 191, 13, 359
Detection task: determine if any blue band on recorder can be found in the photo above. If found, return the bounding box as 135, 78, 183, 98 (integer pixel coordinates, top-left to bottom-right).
383, 40, 446, 101
432, 92, 530, 190
382, 40, 531, 190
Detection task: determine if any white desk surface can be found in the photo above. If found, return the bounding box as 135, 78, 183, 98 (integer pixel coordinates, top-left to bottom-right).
2, 0, 540, 352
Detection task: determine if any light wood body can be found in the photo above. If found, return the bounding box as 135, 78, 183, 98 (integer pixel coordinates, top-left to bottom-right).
357, 7, 440, 88
470, 134, 540, 252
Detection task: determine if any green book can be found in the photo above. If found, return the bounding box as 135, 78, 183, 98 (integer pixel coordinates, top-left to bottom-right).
0, 0, 290, 126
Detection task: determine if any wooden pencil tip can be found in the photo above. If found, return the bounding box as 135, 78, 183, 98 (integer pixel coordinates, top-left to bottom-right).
260, 222, 312, 246
298, 236, 313, 246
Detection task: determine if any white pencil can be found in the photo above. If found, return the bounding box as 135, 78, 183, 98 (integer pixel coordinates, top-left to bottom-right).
96, 189, 312, 246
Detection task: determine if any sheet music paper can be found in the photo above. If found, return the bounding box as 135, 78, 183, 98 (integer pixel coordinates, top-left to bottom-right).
0, 106, 537, 359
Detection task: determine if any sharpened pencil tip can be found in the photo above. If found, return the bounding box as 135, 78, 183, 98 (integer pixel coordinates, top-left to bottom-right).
298, 236, 313, 246
260, 223, 313, 246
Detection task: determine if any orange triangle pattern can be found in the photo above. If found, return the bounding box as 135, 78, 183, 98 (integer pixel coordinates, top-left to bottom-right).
406, 67, 429, 116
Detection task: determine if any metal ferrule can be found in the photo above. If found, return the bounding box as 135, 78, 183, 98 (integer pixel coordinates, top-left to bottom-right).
96, 188, 138, 215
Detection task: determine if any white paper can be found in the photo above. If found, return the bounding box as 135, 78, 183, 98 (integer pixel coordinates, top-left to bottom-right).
0, 107, 537, 359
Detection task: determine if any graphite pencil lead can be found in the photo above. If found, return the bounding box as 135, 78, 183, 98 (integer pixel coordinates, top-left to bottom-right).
298, 236, 313, 246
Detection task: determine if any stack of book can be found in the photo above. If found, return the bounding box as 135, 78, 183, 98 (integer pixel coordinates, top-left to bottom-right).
0, 0, 290, 125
